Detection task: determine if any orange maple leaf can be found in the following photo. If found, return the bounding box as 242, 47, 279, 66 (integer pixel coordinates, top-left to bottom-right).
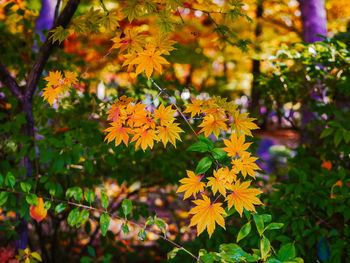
225, 180, 262, 216
198, 115, 228, 138
30, 197, 47, 223
157, 122, 184, 147
104, 123, 133, 146
176, 170, 205, 199
64, 71, 78, 85
130, 127, 158, 151
111, 28, 144, 54
184, 99, 203, 119
189, 194, 226, 237
129, 44, 169, 79
222, 134, 251, 158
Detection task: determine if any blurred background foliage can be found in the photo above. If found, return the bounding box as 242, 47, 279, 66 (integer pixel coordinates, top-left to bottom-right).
1, 0, 350, 262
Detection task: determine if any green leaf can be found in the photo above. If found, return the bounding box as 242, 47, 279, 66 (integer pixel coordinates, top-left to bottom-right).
67, 208, 80, 227
87, 246, 96, 257
84, 190, 95, 203
334, 129, 343, 147
100, 213, 110, 236
195, 156, 213, 175
237, 221, 251, 242
154, 217, 167, 235
122, 222, 129, 234
66, 187, 83, 202
167, 247, 181, 260
76, 209, 90, 228
49, 26, 70, 44
122, 199, 132, 217
198, 135, 214, 150
5, 172, 15, 188
211, 148, 227, 161
187, 141, 211, 152
100, 190, 109, 210
0, 192, 9, 206
277, 243, 295, 261
320, 128, 333, 138
253, 213, 264, 236
261, 214, 272, 223
265, 222, 284, 231
145, 216, 154, 226
26, 193, 38, 206
55, 203, 67, 214
260, 236, 271, 260
138, 229, 147, 241
0, 174, 3, 186
20, 182, 31, 193
44, 201, 52, 210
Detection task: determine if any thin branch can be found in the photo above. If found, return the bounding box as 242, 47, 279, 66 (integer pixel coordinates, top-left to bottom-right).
1, 188, 202, 263
149, 78, 221, 169
0, 61, 23, 101
26, 0, 80, 101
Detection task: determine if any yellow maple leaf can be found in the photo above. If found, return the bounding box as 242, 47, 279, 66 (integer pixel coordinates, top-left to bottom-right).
157, 122, 184, 147
44, 71, 63, 87
176, 170, 205, 199
149, 32, 176, 55
231, 111, 259, 137
225, 180, 262, 217
153, 103, 176, 126
202, 101, 226, 119
222, 134, 251, 158
184, 99, 204, 119
198, 115, 228, 138
130, 127, 158, 151
207, 167, 236, 196
104, 123, 133, 147
42, 86, 58, 106
129, 44, 169, 79
111, 28, 144, 54
189, 194, 226, 237
231, 152, 261, 179
64, 71, 78, 85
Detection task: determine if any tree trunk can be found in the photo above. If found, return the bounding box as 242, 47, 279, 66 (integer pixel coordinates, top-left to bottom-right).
298, 0, 327, 43
297, 0, 327, 143
249, 0, 263, 124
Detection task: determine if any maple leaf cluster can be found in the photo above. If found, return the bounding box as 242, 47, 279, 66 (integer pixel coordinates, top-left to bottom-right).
176, 97, 262, 237
110, 28, 175, 79
184, 96, 259, 138
104, 96, 183, 151
42, 70, 78, 105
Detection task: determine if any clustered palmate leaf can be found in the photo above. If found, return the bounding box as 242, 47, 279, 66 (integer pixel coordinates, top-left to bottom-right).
175, 97, 262, 237
104, 96, 184, 151
41, 70, 78, 105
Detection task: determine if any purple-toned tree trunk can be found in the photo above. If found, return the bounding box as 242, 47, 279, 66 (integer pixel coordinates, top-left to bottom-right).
298, 0, 327, 42
297, 0, 327, 143
36, 0, 57, 40
14, 0, 57, 250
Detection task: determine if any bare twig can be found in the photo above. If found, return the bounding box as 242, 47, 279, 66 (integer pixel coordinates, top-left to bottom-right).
0, 188, 203, 263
